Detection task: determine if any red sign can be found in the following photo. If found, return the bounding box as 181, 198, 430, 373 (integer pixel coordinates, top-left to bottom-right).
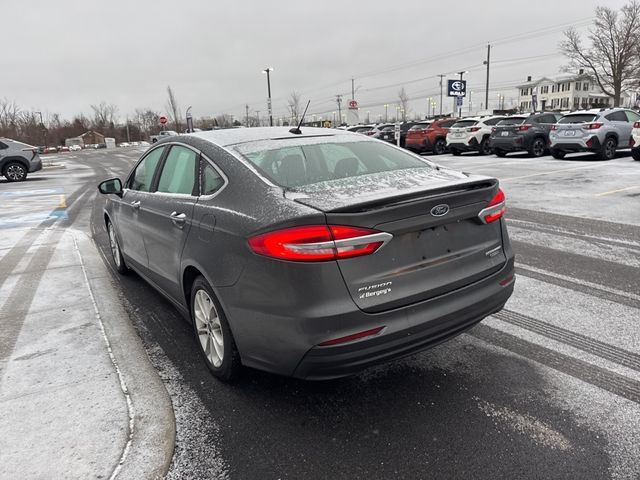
348, 100, 358, 109
159, 116, 167, 125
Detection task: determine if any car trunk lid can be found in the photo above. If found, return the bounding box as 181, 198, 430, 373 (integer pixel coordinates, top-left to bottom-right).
287, 169, 507, 313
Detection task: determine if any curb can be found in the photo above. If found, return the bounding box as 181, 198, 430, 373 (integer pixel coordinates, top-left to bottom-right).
73, 230, 176, 479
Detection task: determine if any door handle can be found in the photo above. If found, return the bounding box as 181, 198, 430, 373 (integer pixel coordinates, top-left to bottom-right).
170, 211, 187, 227
130, 200, 141, 210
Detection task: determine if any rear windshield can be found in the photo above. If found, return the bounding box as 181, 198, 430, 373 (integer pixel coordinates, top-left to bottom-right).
409, 123, 430, 130
235, 138, 434, 188
451, 120, 478, 128
497, 117, 526, 126
558, 114, 598, 124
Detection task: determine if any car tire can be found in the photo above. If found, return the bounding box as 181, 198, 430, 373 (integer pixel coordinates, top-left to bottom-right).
529, 138, 546, 157
433, 139, 447, 155
107, 221, 129, 275
597, 137, 617, 160
191, 276, 241, 382
494, 149, 507, 157
3, 162, 28, 182
479, 138, 492, 155
451, 148, 462, 156
551, 148, 566, 159
632, 149, 640, 161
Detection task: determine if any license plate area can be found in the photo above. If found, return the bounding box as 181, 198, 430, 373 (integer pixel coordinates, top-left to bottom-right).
564, 130, 576, 136
501, 131, 509, 136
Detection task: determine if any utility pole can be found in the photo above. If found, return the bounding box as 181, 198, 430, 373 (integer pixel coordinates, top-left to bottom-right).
438, 74, 446, 116
336, 95, 343, 126
484, 44, 491, 113
245, 104, 249, 127
262, 67, 274, 126
351, 78, 355, 100
255, 110, 260, 126
384, 104, 389, 122
126, 117, 131, 142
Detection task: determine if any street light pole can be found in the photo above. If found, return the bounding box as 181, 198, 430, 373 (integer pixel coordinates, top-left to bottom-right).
457, 71, 468, 118
438, 74, 445, 116
484, 44, 491, 114
262, 67, 274, 126
384, 104, 389, 122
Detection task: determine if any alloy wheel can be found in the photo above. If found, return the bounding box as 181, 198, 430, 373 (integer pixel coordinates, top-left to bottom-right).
194, 289, 224, 367
532, 139, 545, 157
108, 224, 121, 269
6, 164, 26, 181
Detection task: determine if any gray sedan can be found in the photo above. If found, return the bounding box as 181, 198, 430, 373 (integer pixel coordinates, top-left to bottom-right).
98, 127, 515, 381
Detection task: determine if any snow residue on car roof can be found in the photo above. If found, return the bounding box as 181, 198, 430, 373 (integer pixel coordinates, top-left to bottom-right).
190, 126, 350, 147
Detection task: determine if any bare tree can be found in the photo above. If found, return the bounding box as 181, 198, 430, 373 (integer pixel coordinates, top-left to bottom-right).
166, 85, 182, 132
398, 88, 410, 121
90, 101, 118, 129
288, 91, 302, 124
214, 114, 234, 128
560, 1, 640, 106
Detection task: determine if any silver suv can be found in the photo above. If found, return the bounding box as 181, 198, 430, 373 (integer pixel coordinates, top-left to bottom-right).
0, 138, 43, 181
549, 108, 640, 160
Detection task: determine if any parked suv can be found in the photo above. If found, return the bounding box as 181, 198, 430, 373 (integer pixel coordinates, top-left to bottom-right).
490, 112, 563, 157
632, 121, 640, 161
0, 138, 43, 182
549, 108, 640, 160
406, 118, 458, 155
447, 116, 505, 155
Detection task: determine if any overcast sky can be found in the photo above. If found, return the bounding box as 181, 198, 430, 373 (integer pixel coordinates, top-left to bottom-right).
2, 0, 628, 124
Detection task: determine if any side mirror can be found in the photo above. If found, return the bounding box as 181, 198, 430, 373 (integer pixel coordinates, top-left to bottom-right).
98, 178, 123, 196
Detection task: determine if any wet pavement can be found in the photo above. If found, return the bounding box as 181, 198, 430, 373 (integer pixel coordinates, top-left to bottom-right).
28, 146, 639, 479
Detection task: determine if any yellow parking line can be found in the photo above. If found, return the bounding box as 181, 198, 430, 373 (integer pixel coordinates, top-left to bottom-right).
595, 186, 640, 197
59, 194, 67, 208
501, 164, 607, 182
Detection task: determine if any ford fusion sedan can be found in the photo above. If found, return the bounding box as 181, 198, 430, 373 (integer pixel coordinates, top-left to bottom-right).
98, 127, 515, 381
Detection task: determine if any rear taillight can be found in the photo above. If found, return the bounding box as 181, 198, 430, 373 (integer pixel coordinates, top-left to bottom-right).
366, 131, 375, 136
551, 125, 558, 131
630, 137, 636, 147
491, 127, 497, 133
478, 189, 506, 224
248, 225, 393, 262
518, 125, 532, 132
634, 121, 640, 128
467, 126, 481, 132
585, 122, 603, 130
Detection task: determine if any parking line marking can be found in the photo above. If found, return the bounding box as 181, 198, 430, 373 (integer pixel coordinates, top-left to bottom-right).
501, 164, 607, 182
595, 186, 640, 197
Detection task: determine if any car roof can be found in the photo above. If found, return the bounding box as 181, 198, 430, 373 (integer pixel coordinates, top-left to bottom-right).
188, 126, 350, 147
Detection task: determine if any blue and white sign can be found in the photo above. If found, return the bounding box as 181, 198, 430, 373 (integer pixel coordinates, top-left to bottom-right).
447, 80, 467, 97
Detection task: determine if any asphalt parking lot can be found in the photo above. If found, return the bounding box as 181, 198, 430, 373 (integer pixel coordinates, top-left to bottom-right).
5, 146, 639, 479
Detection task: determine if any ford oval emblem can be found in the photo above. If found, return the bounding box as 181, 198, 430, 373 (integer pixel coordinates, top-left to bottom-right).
430, 204, 450, 217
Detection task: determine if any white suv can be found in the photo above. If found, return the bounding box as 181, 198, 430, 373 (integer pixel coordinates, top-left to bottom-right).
446, 116, 505, 155
632, 120, 640, 161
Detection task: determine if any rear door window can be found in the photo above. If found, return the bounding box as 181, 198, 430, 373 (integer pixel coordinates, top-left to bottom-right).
439, 120, 456, 128
129, 146, 164, 192
483, 117, 504, 126
537, 114, 558, 124
605, 111, 628, 122
156, 145, 199, 195
201, 163, 225, 196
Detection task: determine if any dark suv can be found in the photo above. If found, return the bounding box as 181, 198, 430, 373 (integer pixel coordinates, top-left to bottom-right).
379, 122, 419, 148
490, 112, 563, 157
405, 118, 457, 155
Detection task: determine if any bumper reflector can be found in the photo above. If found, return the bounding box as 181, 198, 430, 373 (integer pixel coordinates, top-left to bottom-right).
318, 327, 385, 347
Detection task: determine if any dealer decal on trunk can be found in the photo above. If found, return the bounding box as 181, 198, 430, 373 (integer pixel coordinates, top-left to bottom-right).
358, 282, 393, 299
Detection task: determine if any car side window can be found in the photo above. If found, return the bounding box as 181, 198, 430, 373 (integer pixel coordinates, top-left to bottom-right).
483, 118, 502, 126
156, 145, 199, 195
129, 147, 164, 192
605, 111, 628, 122
0, 142, 8, 149
441, 120, 456, 128
202, 163, 224, 196
625, 111, 640, 122
538, 114, 556, 124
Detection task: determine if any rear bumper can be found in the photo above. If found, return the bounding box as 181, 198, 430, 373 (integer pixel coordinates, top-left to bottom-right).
405, 138, 428, 152
489, 136, 527, 152
549, 136, 601, 152
29, 156, 43, 172
221, 240, 515, 379
447, 137, 479, 152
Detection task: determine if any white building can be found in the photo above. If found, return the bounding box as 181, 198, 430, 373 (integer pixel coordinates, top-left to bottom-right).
516, 71, 633, 112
